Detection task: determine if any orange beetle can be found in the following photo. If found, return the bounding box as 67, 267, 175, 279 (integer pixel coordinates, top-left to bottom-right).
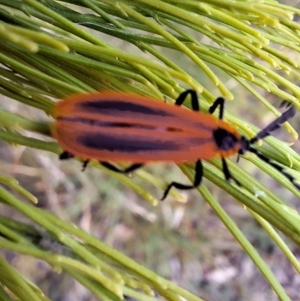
52, 90, 298, 199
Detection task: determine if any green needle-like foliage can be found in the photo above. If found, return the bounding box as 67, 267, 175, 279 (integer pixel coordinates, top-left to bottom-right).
0, 1, 300, 301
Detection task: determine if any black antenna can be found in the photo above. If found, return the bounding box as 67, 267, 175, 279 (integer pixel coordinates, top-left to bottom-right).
248, 146, 300, 190
246, 105, 299, 191
250, 106, 296, 144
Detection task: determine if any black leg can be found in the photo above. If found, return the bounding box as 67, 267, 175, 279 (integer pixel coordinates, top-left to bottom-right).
101, 162, 144, 174
59, 151, 90, 171
279, 100, 292, 108
161, 160, 203, 200
222, 158, 241, 186
59, 151, 74, 160
209, 97, 225, 119
82, 160, 90, 171
175, 89, 200, 111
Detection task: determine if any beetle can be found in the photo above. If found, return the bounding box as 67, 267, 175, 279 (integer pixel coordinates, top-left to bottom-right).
52, 89, 299, 200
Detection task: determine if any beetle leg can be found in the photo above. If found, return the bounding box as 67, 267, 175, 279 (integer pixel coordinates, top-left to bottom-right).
175, 89, 200, 112
59, 151, 74, 160
82, 160, 90, 171
101, 162, 144, 173
59, 151, 90, 171
162, 160, 203, 200
221, 158, 240, 186
209, 97, 225, 119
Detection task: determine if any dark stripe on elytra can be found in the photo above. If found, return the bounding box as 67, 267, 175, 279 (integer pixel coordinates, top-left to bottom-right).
77, 133, 213, 153
57, 117, 157, 130
77, 133, 181, 152
57, 116, 211, 133
77, 100, 173, 117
